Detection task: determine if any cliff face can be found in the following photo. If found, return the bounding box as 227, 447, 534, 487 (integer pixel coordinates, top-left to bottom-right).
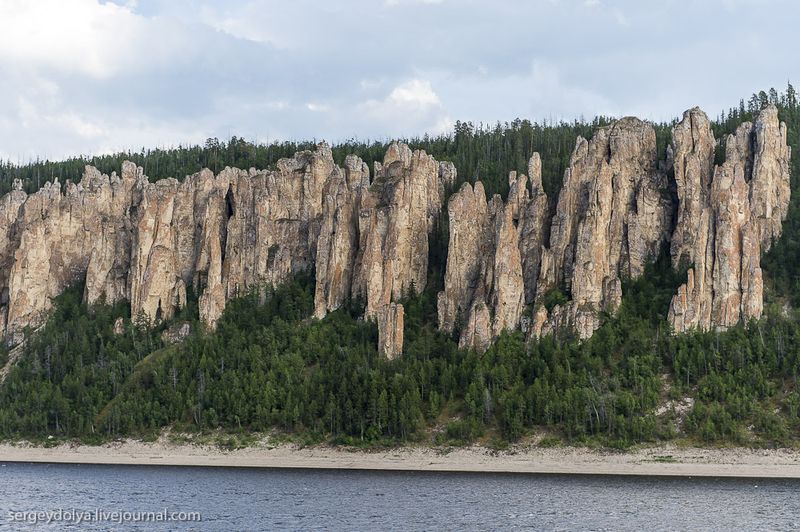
5, 166, 144, 342
438, 105, 789, 351
346, 143, 453, 358
0, 142, 453, 360
668, 106, 791, 332
313, 155, 368, 320
0, 106, 790, 356
531, 117, 673, 339
436, 178, 525, 352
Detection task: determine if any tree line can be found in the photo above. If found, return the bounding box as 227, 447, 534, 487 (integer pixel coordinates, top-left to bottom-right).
0, 85, 799, 448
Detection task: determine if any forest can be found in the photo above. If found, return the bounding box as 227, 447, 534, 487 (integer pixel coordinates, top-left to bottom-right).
0, 85, 798, 448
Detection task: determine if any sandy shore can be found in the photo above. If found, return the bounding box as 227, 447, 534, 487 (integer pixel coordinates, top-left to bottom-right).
2, 438, 800, 478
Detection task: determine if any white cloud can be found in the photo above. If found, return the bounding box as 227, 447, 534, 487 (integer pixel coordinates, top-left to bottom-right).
612, 8, 630, 26
0, 67, 203, 160
0, 0, 186, 79
579, 0, 629, 26
195, 2, 322, 49
521, 60, 618, 119
358, 79, 451, 137
198, 6, 274, 45
360, 78, 387, 90
387, 79, 441, 108
306, 103, 330, 112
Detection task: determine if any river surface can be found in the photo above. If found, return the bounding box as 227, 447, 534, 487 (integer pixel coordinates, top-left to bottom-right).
0, 462, 798, 530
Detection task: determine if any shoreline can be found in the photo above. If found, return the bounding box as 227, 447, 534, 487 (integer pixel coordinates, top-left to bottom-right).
2, 440, 800, 478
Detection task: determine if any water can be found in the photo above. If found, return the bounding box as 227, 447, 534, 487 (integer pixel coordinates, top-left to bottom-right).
0, 463, 798, 530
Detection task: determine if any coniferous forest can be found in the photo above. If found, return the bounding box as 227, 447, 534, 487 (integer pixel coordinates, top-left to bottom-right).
1, 86, 800, 448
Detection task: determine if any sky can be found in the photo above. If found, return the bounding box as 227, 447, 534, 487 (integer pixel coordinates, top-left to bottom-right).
0, 0, 796, 161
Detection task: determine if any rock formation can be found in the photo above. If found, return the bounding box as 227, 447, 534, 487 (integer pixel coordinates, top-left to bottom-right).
349, 143, 454, 357
0, 105, 790, 356
0, 180, 27, 343
437, 174, 526, 352
313, 156, 369, 319
532, 117, 673, 339
668, 105, 791, 332
5, 166, 144, 340
377, 302, 404, 360
438, 106, 788, 350
517, 154, 550, 305
0, 143, 345, 337
0, 142, 454, 360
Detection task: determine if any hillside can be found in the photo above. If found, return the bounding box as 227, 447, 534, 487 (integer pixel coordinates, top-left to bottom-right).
0, 86, 799, 448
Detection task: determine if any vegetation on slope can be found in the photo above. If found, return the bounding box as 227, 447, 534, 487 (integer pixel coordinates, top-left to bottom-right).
0, 251, 798, 448
0, 86, 799, 449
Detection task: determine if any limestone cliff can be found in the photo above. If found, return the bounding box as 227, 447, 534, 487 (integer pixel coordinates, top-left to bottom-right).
313, 155, 368, 319
668, 105, 791, 332
517, 154, 550, 305
0, 180, 28, 343
6, 167, 143, 341
0, 105, 790, 356
349, 143, 453, 357
0, 142, 453, 360
437, 175, 525, 352
532, 117, 673, 339
436, 181, 490, 341
0, 143, 341, 336
438, 106, 788, 351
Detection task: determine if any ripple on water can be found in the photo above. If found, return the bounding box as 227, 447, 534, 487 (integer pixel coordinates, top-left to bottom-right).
0, 464, 799, 531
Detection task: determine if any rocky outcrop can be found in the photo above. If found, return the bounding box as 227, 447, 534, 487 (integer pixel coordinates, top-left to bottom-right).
377, 302, 404, 360
490, 191, 525, 337
437, 174, 525, 352
0, 105, 790, 356
668, 105, 791, 332
517, 154, 550, 305
6, 166, 143, 338
438, 107, 786, 350
349, 143, 453, 357
0, 180, 27, 341
669, 108, 717, 269
532, 117, 673, 339
128, 177, 190, 324
0, 142, 454, 360
352, 143, 449, 311
0, 144, 342, 338
196, 181, 229, 329
751, 106, 792, 249
313, 156, 369, 319
84, 162, 142, 308
161, 321, 192, 345
221, 146, 334, 307
130, 144, 344, 328
437, 181, 489, 337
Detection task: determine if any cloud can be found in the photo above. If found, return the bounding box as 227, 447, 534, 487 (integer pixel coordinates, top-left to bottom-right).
0, 0, 795, 162
360, 78, 386, 90
306, 103, 330, 112
387, 79, 441, 108
0, 0, 188, 79
580, 0, 630, 26
611, 7, 630, 26
359, 79, 452, 137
